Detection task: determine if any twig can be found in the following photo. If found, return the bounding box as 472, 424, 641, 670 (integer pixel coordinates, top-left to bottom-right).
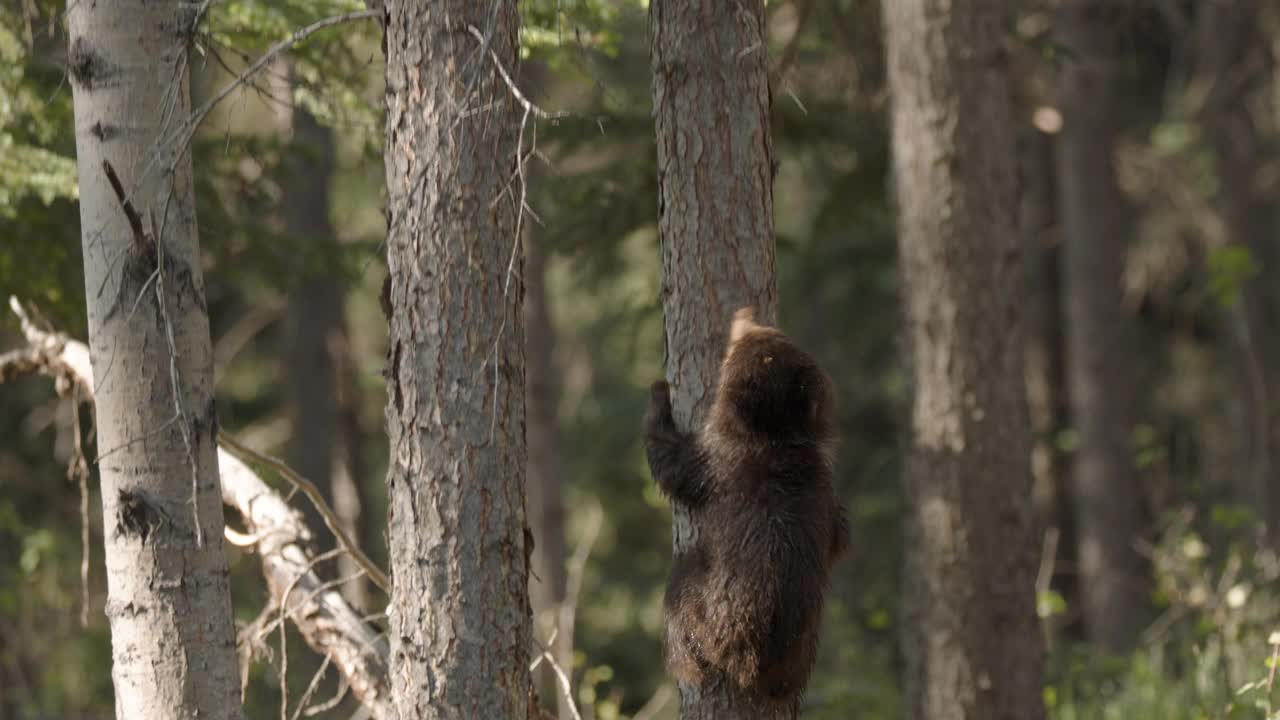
289, 648, 333, 720
277, 547, 348, 720
152, 9, 379, 180
632, 684, 675, 720
303, 674, 349, 716
1266, 633, 1280, 716
534, 645, 583, 720
218, 431, 391, 594
551, 502, 603, 718
770, 0, 814, 83
465, 23, 561, 120
149, 211, 206, 547
102, 160, 149, 250
1034, 526, 1059, 598
68, 383, 92, 627
464, 20, 558, 444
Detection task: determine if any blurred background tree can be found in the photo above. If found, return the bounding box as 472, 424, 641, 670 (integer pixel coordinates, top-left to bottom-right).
2, 0, 1280, 718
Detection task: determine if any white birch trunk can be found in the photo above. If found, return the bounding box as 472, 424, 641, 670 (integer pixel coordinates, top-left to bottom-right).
66, 2, 245, 718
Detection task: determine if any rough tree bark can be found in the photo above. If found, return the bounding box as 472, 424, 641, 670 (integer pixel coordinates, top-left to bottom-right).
524, 229, 570, 716
649, 0, 782, 717
883, 3, 1046, 719
64, 3, 245, 719
382, 1, 532, 718
1054, 0, 1152, 654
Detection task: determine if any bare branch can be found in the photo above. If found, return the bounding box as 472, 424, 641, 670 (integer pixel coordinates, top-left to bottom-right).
151, 9, 380, 180
102, 160, 150, 251
217, 431, 391, 594
2, 297, 393, 720
632, 684, 676, 720
769, 0, 815, 84
465, 23, 562, 121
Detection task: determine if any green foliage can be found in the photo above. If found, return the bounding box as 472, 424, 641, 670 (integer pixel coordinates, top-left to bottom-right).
0, 13, 77, 218
4, 1, 1280, 718
1207, 245, 1259, 310
1048, 513, 1280, 720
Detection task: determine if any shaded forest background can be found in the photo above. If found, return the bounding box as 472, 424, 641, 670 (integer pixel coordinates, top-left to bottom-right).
2, 0, 1280, 718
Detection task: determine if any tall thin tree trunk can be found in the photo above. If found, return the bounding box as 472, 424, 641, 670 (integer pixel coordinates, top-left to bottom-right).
524, 229, 570, 716
66, 3, 244, 718
883, 3, 1046, 719
382, 2, 532, 718
1019, 127, 1077, 642
1195, 1, 1280, 545
649, 0, 781, 717
271, 64, 369, 610
1055, 0, 1152, 654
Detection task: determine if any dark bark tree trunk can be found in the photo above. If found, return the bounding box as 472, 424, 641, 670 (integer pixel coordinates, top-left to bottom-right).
1054, 0, 1153, 654
649, 0, 781, 717
1194, 0, 1280, 545
66, 1, 244, 717
883, 3, 1046, 719
524, 229, 570, 715
382, 2, 532, 718
274, 73, 370, 610
1019, 127, 1077, 643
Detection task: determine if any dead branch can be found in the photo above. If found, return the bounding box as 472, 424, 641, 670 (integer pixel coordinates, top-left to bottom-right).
217, 431, 390, 593
1, 297, 392, 720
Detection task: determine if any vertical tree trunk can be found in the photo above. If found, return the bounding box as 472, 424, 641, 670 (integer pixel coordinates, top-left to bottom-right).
1054, 0, 1152, 654
649, 0, 781, 717
1195, 0, 1280, 544
524, 230, 570, 715
66, 3, 245, 719
1019, 127, 1077, 642
883, 3, 1046, 719
382, 2, 532, 718
272, 66, 369, 610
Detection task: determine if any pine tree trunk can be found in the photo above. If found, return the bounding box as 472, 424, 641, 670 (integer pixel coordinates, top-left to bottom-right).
1054, 0, 1152, 654
66, 2, 244, 718
382, 2, 532, 717
883, 3, 1046, 719
524, 230, 570, 715
649, 0, 782, 717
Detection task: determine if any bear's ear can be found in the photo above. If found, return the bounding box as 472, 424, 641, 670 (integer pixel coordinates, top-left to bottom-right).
729, 307, 758, 345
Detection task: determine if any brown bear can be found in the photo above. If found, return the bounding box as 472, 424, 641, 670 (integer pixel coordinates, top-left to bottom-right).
644, 307, 849, 702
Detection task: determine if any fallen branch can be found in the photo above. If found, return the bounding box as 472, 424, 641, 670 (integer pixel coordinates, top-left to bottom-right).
218, 430, 390, 593
2, 297, 392, 720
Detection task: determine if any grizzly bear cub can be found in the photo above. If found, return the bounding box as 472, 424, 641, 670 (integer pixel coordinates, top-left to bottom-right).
644, 307, 849, 701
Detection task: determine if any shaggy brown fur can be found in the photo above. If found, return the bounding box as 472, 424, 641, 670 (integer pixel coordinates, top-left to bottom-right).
644, 308, 849, 701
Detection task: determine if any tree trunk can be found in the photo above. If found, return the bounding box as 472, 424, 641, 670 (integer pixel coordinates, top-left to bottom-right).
1019, 127, 1077, 643
524, 229, 570, 715
1195, 0, 1280, 545
1054, 0, 1152, 654
883, 3, 1046, 719
382, 2, 532, 718
273, 66, 370, 610
66, 3, 245, 719
649, 0, 781, 717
